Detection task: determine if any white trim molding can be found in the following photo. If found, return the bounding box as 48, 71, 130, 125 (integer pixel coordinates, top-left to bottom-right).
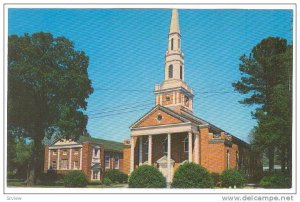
131, 122, 198, 136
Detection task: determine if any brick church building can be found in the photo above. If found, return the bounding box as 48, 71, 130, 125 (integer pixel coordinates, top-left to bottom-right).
128, 9, 261, 183
43, 9, 261, 183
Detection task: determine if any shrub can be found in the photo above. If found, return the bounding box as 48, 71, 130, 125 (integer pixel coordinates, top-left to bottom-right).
259, 173, 291, 188
38, 172, 58, 186
104, 169, 128, 183
171, 162, 214, 188
88, 180, 102, 186
128, 165, 166, 188
102, 177, 112, 186
211, 172, 221, 187
64, 171, 88, 187
221, 169, 246, 188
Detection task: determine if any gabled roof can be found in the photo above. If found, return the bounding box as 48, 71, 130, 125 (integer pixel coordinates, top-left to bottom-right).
48, 136, 125, 152
78, 136, 125, 152
130, 104, 249, 145
130, 105, 191, 129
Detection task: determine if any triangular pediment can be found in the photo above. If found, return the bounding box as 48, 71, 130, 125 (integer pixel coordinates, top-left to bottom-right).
130, 105, 190, 129
52, 138, 79, 146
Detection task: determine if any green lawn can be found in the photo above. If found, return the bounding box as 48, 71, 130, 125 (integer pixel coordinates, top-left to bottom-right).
7, 179, 128, 188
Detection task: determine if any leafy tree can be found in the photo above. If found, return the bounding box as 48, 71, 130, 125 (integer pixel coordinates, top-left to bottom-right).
7, 133, 32, 179
233, 37, 292, 173
8, 32, 93, 186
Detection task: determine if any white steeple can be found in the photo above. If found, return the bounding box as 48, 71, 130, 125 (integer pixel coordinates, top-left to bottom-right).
165, 8, 184, 81
154, 9, 194, 113
169, 9, 180, 34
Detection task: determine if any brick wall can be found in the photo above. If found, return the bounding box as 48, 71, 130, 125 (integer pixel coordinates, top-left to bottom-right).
121, 147, 131, 174
137, 109, 183, 127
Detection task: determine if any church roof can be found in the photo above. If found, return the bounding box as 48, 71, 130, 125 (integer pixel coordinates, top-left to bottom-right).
78, 136, 125, 152
130, 104, 248, 145
48, 136, 125, 152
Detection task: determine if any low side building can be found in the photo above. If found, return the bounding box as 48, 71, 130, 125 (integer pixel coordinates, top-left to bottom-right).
44, 136, 128, 181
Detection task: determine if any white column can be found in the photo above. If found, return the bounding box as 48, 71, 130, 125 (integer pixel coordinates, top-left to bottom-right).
148, 135, 152, 165
57, 149, 60, 170
69, 148, 72, 170
130, 136, 135, 173
48, 149, 51, 169
188, 132, 193, 162
139, 137, 143, 165
167, 133, 171, 183
194, 133, 199, 164
80, 148, 83, 170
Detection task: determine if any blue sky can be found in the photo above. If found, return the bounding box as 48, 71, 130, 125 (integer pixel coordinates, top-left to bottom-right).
8, 9, 293, 143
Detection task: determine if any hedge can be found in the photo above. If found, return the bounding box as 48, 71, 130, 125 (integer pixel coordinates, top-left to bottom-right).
63, 171, 88, 187
221, 169, 246, 188
171, 162, 214, 188
128, 165, 166, 188
259, 173, 291, 188
104, 169, 128, 183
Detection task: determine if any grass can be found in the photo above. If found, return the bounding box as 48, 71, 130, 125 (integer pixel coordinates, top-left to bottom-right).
7, 179, 128, 188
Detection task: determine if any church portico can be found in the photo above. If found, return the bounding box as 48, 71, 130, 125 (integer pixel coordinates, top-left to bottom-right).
130, 117, 201, 182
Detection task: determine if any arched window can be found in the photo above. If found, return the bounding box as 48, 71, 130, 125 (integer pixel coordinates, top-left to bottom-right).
168, 65, 173, 79
180, 66, 183, 80
162, 138, 168, 154
183, 136, 188, 153
227, 150, 230, 169
178, 39, 180, 49
171, 38, 174, 50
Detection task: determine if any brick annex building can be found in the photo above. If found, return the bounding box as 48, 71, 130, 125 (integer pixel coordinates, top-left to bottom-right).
128, 9, 261, 183
44, 136, 129, 181
44, 9, 261, 183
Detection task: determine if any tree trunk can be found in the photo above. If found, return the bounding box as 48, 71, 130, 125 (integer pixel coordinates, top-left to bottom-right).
280, 148, 286, 173
26, 134, 44, 186
268, 146, 275, 173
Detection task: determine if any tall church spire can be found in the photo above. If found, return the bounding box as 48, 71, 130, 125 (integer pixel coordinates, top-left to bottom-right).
155, 9, 194, 113
170, 9, 180, 34
165, 9, 184, 81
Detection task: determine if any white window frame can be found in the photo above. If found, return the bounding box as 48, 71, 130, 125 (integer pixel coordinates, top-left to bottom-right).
114, 156, 120, 169
61, 159, 68, 170
94, 147, 99, 157
92, 170, 99, 180
73, 161, 79, 170
105, 155, 110, 169
51, 161, 57, 170
52, 150, 57, 155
